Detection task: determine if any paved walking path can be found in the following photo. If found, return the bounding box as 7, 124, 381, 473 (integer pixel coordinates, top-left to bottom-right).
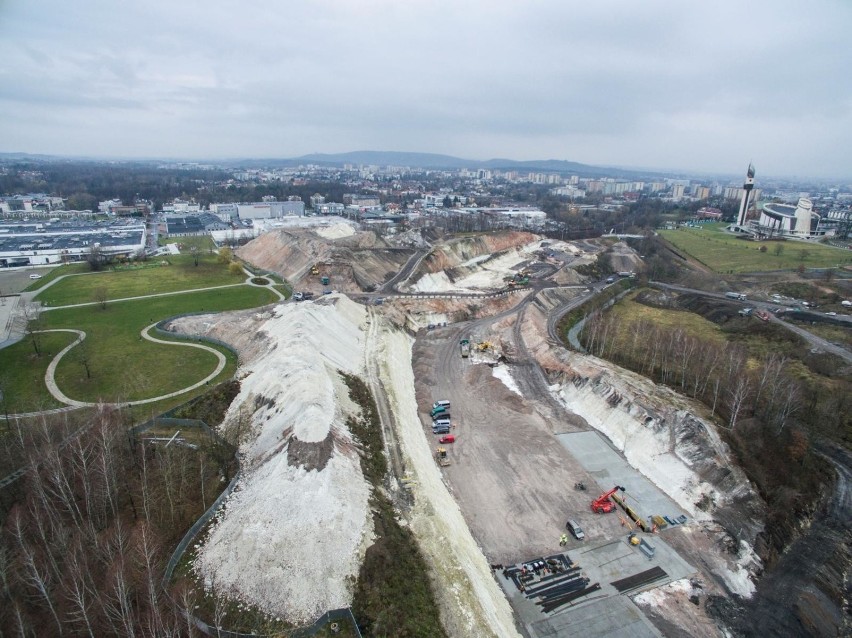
33, 322, 228, 411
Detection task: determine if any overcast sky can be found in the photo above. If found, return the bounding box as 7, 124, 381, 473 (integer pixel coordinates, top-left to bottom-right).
1, 0, 850, 178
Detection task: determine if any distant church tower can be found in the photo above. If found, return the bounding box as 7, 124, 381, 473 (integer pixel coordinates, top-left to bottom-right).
736, 163, 756, 227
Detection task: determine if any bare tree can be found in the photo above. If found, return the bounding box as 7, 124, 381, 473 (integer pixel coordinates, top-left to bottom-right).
104, 562, 136, 638
63, 540, 98, 638
775, 379, 801, 434
15, 299, 44, 356
135, 524, 165, 637
93, 286, 108, 310
11, 512, 63, 635
727, 376, 751, 431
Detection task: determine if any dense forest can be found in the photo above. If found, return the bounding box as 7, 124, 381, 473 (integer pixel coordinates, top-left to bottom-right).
0, 406, 234, 636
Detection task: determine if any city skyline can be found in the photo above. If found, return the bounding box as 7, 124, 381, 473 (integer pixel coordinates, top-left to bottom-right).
1, 0, 851, 179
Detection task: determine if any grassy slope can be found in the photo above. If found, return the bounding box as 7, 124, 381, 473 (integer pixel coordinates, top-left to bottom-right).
35, 254, 246, 306
0, 332, 77, 411
659, 225, 852, 272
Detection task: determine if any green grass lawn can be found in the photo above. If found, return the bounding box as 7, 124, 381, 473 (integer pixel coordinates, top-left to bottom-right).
608, 295, 727, 345
11, 285, 276, 409
35, 254, 246, 306
0, 332, 77, 412
22, 263, 88, 292
659, 226, 852, 273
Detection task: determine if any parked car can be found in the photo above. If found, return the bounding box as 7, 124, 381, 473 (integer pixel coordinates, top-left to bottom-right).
293, 292, 304, 301
438, 434, 456, 444
566, 519, 585, 541
29, 273, 42, 279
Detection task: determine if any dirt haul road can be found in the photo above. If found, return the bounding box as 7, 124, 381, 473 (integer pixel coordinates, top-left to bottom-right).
412, 291, 625, 564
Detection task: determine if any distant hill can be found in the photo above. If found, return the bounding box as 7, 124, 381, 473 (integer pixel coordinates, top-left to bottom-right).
0, 150, 660, 179
235, 151, 650, 178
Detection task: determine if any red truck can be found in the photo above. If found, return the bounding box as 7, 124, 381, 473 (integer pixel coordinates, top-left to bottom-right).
438, 434, 456, 444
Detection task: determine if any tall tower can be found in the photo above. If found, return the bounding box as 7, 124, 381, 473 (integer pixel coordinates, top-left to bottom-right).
736, 163, 756, 227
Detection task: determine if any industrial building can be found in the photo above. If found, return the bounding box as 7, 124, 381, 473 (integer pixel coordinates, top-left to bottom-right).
164, 213, 231, 236
0, 220, 146, 267
236, 201, 305, 220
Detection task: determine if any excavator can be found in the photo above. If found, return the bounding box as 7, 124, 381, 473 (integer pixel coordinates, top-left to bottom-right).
591, 485, 625, 514
435, 447, 451, 467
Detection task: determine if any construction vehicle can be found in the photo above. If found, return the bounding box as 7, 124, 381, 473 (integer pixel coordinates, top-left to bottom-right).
321, 275, 330, 286
591, 485, 625, 514
477, 341, 492, 351
755, 309, 770, 322
310, 265, 320, 275
435, 447, 451, 467
459, 339, 471, 358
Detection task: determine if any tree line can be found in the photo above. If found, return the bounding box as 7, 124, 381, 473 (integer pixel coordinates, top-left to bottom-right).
580, 310, 841, 562
0, 407, 229, 636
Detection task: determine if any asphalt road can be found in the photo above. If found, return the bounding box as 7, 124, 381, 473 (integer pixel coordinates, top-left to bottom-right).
650, 281, 852, 365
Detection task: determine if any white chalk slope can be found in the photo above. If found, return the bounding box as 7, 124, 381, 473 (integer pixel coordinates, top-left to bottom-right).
193, 296, 372, 623
410, 241, 543, 293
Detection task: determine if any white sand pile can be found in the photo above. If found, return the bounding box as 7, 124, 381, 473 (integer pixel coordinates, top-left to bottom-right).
316, 222, 356, 240
193, 295, 373, 624
492, 365, 521, 396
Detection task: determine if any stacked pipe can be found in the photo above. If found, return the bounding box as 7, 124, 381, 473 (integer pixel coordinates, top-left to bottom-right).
612, 493, 650, 531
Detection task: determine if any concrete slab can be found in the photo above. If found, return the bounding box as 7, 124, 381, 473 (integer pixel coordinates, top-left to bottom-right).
532, 596, 661, 638
498, 538, 696, 637
555, 431, 688, 525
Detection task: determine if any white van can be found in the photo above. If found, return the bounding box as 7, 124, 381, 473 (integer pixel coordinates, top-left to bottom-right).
432, 400, 450, 411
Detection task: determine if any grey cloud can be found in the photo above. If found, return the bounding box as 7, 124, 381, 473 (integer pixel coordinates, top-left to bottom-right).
0, 0, 850, 176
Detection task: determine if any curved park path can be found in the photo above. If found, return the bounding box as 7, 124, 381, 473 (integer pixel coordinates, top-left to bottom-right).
10, 269, 284, 415
39, 323, 227, 409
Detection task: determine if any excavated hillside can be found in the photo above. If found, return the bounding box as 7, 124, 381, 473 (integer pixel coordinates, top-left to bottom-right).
237, 225, 415, 292
403, 231, 541, 292
520, 297, 768, 597
608, 241, 645, 273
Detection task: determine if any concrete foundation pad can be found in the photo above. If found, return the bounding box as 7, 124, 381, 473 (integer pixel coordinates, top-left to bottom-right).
555, 431, 688, 525
532, 595, 661, 638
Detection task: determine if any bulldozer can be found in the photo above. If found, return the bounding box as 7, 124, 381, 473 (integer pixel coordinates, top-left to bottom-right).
310, 264, 320, 276
477, 341, 492, 351
435, 447, 451, 467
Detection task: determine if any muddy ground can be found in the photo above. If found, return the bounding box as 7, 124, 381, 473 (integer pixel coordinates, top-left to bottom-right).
412, 326, 625, 565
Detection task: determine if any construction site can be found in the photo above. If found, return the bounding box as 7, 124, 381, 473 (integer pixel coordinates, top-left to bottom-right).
160, 221, 850, 638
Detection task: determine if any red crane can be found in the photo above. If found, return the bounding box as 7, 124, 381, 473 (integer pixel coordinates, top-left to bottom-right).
591, 485, 625, 514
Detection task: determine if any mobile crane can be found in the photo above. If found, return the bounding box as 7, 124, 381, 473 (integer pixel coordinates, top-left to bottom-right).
591, 485, 625, 514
